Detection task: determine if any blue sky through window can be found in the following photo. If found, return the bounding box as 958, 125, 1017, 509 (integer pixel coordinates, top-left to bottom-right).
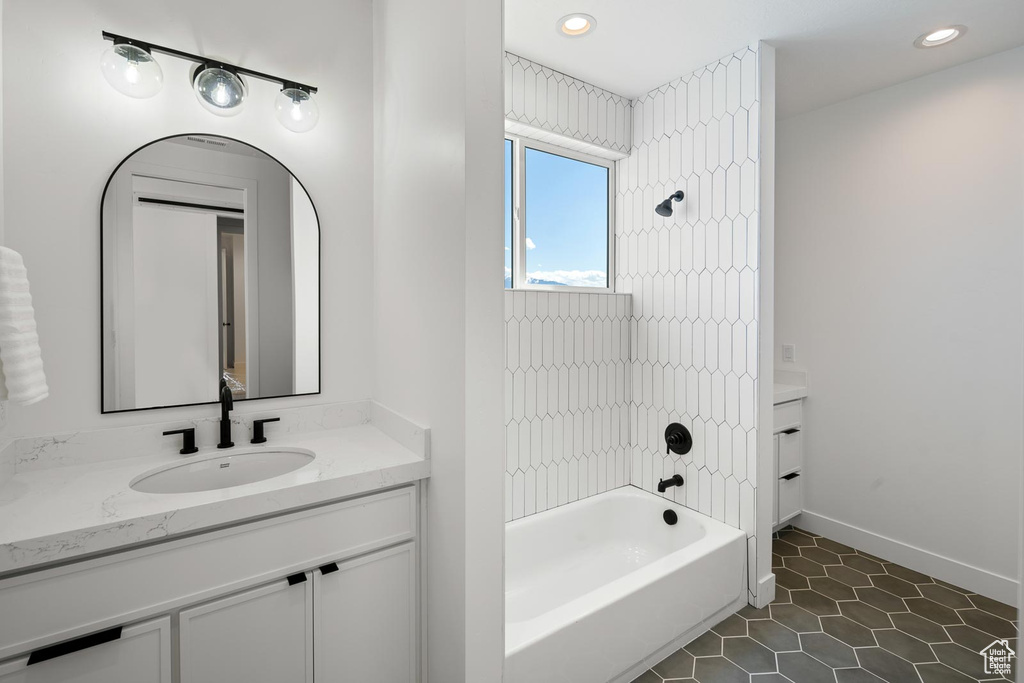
504, 140, 609, 288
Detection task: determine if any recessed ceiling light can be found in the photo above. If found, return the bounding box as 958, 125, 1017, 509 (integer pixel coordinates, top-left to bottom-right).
914, 25, 966, 48
557, 13, 596, 38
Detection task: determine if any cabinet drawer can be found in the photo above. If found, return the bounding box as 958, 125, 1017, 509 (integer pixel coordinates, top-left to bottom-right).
0, 486, 416, 660
778, 429, 802, 475
777, 471, 803, 524
0, 617, 171, 683
773, 401, 802, 433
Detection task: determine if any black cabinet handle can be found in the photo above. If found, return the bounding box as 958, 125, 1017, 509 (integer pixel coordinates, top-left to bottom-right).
320, 562, 339, 575
28, 626, 122, 665
780, 428, 800, 435
287, 572, 307, 586
782, 472, 801, 481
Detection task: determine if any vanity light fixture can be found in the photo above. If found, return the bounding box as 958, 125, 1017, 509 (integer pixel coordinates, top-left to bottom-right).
557, 13, 596, 37
100, 32, 320, 132
275, 84, 320, 133
914, 25, 966, 48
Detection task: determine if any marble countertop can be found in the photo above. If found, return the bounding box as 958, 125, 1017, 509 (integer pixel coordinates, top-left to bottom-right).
774, 383, 808, 404
0, 422, 429, 576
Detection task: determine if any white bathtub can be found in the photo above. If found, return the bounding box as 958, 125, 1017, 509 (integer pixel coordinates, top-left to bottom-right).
504, 486, 746, 683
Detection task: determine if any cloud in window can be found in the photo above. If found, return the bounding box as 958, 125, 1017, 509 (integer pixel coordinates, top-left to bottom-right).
526, 270, 606, 288
525, 238, 537, 250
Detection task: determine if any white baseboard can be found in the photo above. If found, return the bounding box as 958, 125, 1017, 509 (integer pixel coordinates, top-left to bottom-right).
608, 593, 747, 683
798, 511, 1019, 606
755, 572, 776, 609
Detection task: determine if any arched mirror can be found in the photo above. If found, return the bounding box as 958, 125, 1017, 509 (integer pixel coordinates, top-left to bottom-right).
101, 134, 320, 413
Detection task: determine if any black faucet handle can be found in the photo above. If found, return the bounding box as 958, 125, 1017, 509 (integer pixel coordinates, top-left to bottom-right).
251, 417, 281, 444
665, 423, 693, 455
163, 428, 199, 455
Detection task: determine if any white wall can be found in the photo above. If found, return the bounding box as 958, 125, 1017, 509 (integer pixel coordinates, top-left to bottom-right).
2, 0, 373, 437
373, 0, 504, 680
776, 47, 1024, 599
291, 176, 319, 394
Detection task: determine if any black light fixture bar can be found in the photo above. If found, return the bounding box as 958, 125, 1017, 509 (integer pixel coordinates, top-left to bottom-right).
101, 31, 318, 94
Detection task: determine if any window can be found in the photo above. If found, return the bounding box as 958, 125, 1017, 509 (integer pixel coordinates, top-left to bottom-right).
504, 136, 613, 290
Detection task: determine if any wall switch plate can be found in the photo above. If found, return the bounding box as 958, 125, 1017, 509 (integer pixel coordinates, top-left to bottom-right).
782, 344, 796, 363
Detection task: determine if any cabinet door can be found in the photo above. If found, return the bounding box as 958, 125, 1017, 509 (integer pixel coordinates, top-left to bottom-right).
778, 471, 803, 524
315, 542, 417, 683
180, 574, 313, 683
777, 428, 802, 475
0, 617, 171, 683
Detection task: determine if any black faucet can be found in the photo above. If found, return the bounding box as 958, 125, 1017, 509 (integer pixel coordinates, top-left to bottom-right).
218, 381, 234, 449
657, 474, 685, 493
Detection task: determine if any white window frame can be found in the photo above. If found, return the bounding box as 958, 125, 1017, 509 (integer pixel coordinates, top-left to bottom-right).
506, 134, 615, 293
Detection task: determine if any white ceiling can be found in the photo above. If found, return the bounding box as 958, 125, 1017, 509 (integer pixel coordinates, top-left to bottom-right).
504, 0, 1024, 119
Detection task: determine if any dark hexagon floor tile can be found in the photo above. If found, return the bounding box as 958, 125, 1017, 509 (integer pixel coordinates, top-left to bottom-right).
915, 662, 976, 683
773, 539, 802, 556
739, 604, 772, 620
826, 565, 872, 588
778, 529, 817, 547
773, 553, 784, 569
693, 656, 748, 683
840, 601, 893, 630
722, 636, 776, 674
630, 670, 663, 683
932, 642, 992, 679
873, 628, 937, 663
959, 608, 1017, 638
777, 651, 835, 683
773, 586, 792, 605
968, 593, 1019, 622
842, 554, 885, 575
869, 573, 921, 598
684, 630, 723, 657
933, 579, 971, 595
800, 546, 841, 566
771, 604, 822, 633
917, 584, 973, 610
747, 675, 790, 683
748, 618, 801, 652
834, 669, 885, 683
809, 576, 856, 601
815, 537, 855, 555
790, 589, 840, 616
856, 646, 920, 683
905, 598, 963, 626
775, 568, 811, 590
945, 624, 1010, 652
821, 616, 877, 647
854, 587, 908, 614
712, 614, 748, 637
784, 556, 827, 578
883, 563, 933, 584
890, 612, 951, 643
799, 632, 858, 668
652, 648, 694, 679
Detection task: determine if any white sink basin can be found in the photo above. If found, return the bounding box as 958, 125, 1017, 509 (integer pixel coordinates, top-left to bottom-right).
131, 448, 316, 494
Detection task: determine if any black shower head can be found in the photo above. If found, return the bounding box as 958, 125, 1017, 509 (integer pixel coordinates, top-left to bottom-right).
655, 190, 685, 217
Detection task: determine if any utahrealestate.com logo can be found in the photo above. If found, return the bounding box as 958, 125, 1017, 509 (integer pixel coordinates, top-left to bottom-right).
981, 639, 1015, 677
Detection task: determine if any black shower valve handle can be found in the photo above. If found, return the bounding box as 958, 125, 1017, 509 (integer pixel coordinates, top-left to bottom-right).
664, 422, 693, 456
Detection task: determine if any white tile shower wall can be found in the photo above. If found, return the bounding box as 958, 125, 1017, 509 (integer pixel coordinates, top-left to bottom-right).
504, 53, 632, 157
615, 46, 763, 599
504, 291, 632, 521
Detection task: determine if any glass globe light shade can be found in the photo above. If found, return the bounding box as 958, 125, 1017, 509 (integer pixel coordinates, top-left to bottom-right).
193, 66, 247, 116
100, 43, 163, 99
275, 87, 319, 133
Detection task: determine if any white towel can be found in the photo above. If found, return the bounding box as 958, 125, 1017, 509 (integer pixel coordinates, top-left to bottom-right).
0, 247, 48, 406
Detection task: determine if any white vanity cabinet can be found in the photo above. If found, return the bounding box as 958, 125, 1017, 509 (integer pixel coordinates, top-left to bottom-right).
773, 400, 804, 526
0, 486, 421, 683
